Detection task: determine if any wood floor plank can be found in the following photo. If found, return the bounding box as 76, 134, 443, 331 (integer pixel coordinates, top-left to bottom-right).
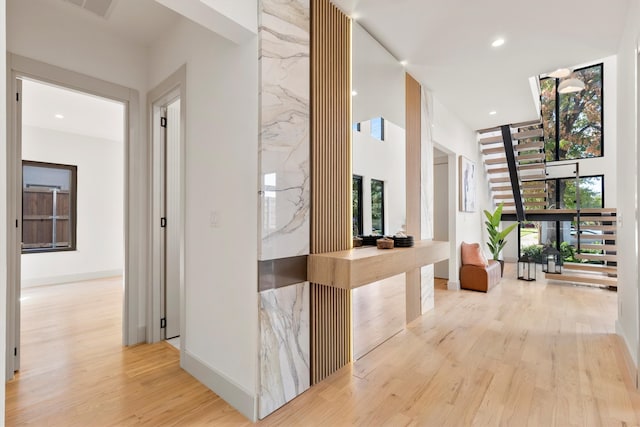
6, 270, 640, 426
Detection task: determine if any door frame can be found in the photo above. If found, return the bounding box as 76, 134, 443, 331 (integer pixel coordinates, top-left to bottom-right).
6, 54, 144, 378
432, 141, 458, 290
147, 66, 186, 352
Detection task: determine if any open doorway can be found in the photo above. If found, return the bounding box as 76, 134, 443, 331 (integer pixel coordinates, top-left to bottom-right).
433, 147, 449, 280
5, 54, 142, 380
18, 78, 125, 373
148, 68, 186, 349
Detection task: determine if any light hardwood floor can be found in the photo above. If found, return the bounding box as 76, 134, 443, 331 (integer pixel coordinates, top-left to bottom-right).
352, 273, 405, 360
7, 268, 640, 426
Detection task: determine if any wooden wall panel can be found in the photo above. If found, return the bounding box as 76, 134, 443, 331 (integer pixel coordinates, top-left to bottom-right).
310, 0, 352, 385
405, 73, 422, 323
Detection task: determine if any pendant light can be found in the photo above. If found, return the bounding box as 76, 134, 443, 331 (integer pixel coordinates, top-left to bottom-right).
558, 77, 585, 94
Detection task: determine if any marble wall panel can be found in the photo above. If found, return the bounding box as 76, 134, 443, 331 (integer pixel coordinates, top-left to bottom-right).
421, 88, 435, 314
259, 0, 310, 260
258, 282, 310, 419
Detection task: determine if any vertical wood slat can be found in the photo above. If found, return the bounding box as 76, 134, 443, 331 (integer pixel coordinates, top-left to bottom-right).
310, 0, 352, 385
405, 74, 422, 323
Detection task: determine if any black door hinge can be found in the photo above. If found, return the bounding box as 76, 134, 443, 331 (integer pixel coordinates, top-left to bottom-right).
16, 92, 19, 102
14, 347, 17, 356
16, 219, 19, 228
160, 318, 166, 329
160, 217, 167, 228
160, 117, 167, 128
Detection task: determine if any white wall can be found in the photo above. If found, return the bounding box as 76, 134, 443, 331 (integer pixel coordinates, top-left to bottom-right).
7, 0, 151, 338
1, 0, 7, 417
616, 0, 640, 372
21, 126, 124, 287
431, 95, 491, 287
433, 157, 449, 278
147, 17, 259, 404
352, 119, 406, 235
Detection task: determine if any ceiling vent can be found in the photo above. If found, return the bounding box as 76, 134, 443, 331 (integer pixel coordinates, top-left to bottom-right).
62, 0, 118, 19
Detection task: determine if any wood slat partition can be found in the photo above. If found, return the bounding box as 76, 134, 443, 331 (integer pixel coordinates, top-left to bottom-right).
405, 73, 422, 322
310, 0, 352, 385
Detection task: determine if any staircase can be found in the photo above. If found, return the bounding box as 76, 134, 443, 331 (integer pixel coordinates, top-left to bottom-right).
478, 120, 546, 215
477, 121, 618, 289
546, 208, 617, 289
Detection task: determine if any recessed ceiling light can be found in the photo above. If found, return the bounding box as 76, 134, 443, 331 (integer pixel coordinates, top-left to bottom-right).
351, 90, 358, 96
54, 114, 64, 119
491, 38, 505, 48
489, 111, 497, 115
400, 60, 408, 66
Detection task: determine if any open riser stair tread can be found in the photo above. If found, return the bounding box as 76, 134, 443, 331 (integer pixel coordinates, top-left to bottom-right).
576, 225, 616, 232
574, 216, 617, 222
563, 262, 617, 274
574, 253, 617, 262
570, 234, 616, 242
579, 244, 617, 251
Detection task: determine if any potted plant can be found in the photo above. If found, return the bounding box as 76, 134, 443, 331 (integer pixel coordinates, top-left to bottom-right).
483, 202, 519, 276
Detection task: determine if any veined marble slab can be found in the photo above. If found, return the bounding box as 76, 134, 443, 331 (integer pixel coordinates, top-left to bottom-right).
259, 0, 310, 260
421, 265, 435, 314
421, 88, 435, 314
258, 282, 310, 419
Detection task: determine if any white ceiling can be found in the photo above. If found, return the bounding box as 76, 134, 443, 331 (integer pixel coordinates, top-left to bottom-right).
50, 0, 181, 47
22, 79, 125, 142
332, 0, 630, 130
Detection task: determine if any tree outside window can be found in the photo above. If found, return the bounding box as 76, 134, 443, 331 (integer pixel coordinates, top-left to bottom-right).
541, 64, 603, 161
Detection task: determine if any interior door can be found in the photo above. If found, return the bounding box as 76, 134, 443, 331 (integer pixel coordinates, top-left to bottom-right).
163, 98, 181, 340
7, 77, 23, 377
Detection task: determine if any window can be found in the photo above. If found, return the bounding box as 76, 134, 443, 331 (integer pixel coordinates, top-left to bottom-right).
519, 175, 604, 264
541, 63, 603, 161
371, 178, 385, 235
352, 122, 361, 132
352, 175, 363, 236
370, 117, 385, 141
22, 161, 77, 253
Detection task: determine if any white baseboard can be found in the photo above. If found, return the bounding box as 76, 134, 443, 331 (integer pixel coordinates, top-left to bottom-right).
448, 280, 460, 291
616, 320, 638, 388
21, 269, 123, 288
183, 350, 256, 422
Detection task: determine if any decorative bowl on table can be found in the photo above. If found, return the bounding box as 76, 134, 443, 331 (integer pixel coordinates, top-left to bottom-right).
392, 235, 414, 248
353, 237, 363, 247
376, 237, 395, 249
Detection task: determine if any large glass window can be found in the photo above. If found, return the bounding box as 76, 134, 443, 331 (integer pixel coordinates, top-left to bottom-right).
370, 117, 385, 141
352, 175, 363, 236
519, 176, 603, 264
22, 161, 77, 253
371, 178, 385, 235
541, 63, 603, 161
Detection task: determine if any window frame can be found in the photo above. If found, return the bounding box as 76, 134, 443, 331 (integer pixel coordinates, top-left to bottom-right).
352, 174, 364, 236
540, 63, 604, 162
370, 178, 385, 235
518, 174, 604, 257
370, 117, 385, 142
22, 160, 78, 254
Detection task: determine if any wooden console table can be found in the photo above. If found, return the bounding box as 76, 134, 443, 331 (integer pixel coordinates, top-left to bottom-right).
308, 240, 449, 289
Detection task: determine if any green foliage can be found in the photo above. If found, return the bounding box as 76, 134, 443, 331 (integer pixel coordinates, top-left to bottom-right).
483, 203, 519, 260
560, 241, 576, 262
522, 244, 543, 262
